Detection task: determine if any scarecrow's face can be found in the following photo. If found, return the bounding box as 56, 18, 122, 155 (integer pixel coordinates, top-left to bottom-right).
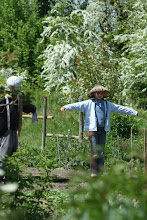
93, 91, 104, 100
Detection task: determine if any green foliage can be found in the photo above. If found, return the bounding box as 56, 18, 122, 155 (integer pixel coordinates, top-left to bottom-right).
0, 0, 44, 85
110, 113, 139, 138
50, 0, 75, 16
62, 164, 147, 220
0, 144, 67, 219
68, 44, 121, 101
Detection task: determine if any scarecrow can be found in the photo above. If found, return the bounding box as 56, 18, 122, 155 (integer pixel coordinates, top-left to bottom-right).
0, 76, 38, 169
60, 84, 138, 177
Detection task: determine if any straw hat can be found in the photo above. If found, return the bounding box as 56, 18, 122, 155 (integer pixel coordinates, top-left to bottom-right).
88, 84, 110, 98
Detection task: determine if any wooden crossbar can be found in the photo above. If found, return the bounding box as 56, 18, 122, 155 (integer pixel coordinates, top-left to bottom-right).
46, 133, 88, 140
22, 115, 54, 119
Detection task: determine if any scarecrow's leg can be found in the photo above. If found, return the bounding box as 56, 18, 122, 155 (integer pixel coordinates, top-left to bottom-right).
89, 128, 106, 174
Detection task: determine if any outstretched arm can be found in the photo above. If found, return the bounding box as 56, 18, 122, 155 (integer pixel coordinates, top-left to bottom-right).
60, 100, 89, 112
109, 102, 138, 116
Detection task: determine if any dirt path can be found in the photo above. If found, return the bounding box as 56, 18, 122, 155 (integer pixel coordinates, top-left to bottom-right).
23, 167, 78, 191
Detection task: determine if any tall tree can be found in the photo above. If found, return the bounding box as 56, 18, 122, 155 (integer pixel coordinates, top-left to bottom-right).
40, 0, 123, 99
0, 0, 44, 84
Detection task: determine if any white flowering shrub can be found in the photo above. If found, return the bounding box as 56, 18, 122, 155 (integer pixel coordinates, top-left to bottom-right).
114, 0, 147, 107
41, 41, 79, 92
40, 3, 104, 93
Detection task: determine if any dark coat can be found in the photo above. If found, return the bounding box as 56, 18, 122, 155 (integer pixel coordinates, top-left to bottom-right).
0, 97, 36, 137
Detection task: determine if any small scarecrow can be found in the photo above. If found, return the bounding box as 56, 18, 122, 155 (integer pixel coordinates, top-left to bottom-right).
0, 76, 38, 169
60, 84, 138, 177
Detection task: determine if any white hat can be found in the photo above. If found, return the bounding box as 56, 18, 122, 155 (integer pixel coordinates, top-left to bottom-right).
6, 76, 22, 90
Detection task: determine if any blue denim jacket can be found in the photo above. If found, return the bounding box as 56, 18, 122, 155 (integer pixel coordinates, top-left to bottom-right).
64, 99, 138, 131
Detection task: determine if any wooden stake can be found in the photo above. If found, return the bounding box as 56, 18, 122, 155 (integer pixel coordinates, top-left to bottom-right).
131, 127, 133, 172
65, 129, 70, 169
41, 96, 47, 152
79, 96, 83, 142
117, 135, 119, 160
143, 128, 146, 174
57, 136, 60, 168
18, 94, 23, 137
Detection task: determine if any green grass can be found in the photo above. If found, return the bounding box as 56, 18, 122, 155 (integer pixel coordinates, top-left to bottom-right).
19, 92, 86, 150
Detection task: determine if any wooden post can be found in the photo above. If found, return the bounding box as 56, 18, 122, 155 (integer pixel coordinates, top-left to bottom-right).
57, 136, 60, 168
65, 129, 70, 169
117, 135, 119, 160
131, 127, 133, 172
143, 128, 146, 174
18, 94, 23, 137
79, 96, 83, 141
41, 96, 47, 152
